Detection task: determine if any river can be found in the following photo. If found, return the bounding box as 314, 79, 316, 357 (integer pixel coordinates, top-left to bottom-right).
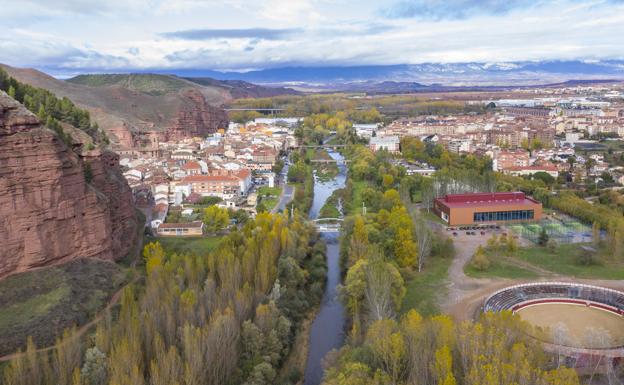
303, 148, 347, 385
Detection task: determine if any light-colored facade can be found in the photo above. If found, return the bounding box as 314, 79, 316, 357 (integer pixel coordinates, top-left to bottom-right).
157, 221, 204, 237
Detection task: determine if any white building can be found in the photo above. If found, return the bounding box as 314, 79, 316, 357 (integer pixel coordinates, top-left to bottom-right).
369, 135, 400, 153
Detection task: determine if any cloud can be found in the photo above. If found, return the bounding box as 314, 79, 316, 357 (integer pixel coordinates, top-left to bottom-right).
382, 0, 624, 19
160, 28, 301, 41
382, 0, 537, 19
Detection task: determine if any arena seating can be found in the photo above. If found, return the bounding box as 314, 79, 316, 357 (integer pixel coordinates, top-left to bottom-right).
484, 282, 624, 314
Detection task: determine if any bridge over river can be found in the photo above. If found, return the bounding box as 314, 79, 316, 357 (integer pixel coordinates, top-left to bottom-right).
311, 217, 343, 233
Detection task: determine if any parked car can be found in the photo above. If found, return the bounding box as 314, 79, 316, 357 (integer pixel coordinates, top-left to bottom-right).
453, 232, 458, 236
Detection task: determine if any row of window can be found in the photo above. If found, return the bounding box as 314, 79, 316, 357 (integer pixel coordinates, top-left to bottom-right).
473, 210, 535, 222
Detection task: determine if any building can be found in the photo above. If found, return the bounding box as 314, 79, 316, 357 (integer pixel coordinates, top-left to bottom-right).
433, 192, 542, 225
369, 135, 400, 153
182, 169, 252, 199
492, 149, 530, 172
157, 221, 204, 237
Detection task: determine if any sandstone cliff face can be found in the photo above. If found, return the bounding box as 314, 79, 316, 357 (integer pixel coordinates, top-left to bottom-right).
165, 89, 229, 141
0, 92, 137, 278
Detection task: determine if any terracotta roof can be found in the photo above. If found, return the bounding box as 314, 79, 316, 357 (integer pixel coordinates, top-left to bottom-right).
182, 161, 201, 170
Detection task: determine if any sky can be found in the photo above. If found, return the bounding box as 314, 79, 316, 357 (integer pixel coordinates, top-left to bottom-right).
1, 0, 624, 76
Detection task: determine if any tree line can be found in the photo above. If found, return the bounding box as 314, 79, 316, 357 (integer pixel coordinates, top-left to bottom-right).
2, 212, 327, 385
0, 68, 107, 145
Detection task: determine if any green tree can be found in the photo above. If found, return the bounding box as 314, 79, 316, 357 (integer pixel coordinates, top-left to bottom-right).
470, 245, 490, 271
81, 347, 107, 385
538, 227, 549, 247
202, 205, 230, 233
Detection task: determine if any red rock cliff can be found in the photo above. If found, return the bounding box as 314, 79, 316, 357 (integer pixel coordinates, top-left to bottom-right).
0, 91, 137, 278
166, 89, 228, 141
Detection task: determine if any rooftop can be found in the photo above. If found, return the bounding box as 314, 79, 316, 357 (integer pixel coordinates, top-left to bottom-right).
436, 192, 541, 209
158, 221, 203, 229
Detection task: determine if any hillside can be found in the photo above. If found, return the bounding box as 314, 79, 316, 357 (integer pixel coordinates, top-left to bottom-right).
0, 67, 296, 149
0, 64, 231, 148
0, 90, 137, 278
182, 77, 300, 98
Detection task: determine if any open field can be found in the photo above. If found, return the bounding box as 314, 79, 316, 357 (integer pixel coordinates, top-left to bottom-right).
464, 257, 539, 279
517, 303, 624, 348
0, 259, 128, 356
516, 244, 624, 280
149, 236, 223, 257
257, 186, 282, 211
400, 256, 452, 316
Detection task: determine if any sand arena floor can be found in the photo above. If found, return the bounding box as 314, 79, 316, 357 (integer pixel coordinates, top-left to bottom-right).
516, 303, 624, 349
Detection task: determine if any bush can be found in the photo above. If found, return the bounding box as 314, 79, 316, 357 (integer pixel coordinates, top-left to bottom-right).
470, 246, 490, 271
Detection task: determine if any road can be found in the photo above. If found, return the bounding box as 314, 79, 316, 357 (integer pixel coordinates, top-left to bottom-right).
272, 184, 294, 213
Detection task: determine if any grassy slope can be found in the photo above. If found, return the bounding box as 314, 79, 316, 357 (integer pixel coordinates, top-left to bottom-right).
464, 257, 539, 279
257, 186, 282, 211
516, 244, 624, 279
464, 243, 624, 280
0, 259, 128, 355
151, 236, 223, 257
68, 74, 192, 96
400, 256, 452, 316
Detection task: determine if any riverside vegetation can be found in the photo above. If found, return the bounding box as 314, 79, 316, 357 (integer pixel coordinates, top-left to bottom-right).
2, 212, 327, 385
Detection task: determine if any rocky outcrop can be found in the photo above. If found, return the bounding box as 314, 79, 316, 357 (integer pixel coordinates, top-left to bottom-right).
166, 89, 229, 141
0, 91, 137, 278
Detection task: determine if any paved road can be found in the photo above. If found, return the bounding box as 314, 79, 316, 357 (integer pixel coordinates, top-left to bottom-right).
273, 184, 294, 213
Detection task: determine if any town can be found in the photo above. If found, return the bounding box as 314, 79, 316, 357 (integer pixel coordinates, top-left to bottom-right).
122, 83, 624, 240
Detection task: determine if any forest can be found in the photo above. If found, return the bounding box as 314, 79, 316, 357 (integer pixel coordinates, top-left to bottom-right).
2, 212, 327, 385
0, 68, 106, 145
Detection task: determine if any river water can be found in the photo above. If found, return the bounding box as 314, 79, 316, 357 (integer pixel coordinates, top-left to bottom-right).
303, 149, 347, 385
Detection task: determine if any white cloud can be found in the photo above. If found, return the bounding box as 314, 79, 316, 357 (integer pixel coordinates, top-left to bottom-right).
0, 0, 623, 72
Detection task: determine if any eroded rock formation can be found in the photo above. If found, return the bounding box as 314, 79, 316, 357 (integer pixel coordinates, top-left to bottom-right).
0, 91, 137, 278
165, 89, 229, 141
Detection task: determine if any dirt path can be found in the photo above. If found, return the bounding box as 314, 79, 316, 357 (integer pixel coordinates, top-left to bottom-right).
0, 269, 139, 362
0, 222, 145, 363
440, 230, 624, 321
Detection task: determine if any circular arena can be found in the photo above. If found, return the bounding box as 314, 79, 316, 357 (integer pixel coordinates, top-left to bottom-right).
484, 282, 624, 356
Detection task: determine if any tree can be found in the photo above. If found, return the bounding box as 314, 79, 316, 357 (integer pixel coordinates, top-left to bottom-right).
470, 246, 490, 271
506, 234, 518, 255
366, 319, 405, 385
203, 205, 229, 233
538, 227, 549, 247
414, 215, 432, 272
7, 85, 16, 99
81, 347, 107, 385
348, 216, 369, 266
592, 221, 601, 247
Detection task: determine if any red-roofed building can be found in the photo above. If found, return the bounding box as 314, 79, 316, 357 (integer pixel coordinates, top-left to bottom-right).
182, 169, 251, 199
434, 192, 542, 225
182, 161, 202, 176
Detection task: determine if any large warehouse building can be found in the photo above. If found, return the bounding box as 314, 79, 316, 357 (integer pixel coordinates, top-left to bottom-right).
434, 192, 542, 225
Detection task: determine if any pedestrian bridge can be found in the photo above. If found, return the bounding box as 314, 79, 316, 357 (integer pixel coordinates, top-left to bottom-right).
311, 217, 343, 233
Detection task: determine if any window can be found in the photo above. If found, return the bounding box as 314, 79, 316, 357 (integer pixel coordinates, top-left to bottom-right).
473, 210, 534, 222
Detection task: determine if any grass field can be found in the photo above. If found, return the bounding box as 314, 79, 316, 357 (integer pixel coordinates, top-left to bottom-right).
516, 244, 624, 279
257, 186, 282, 211
347, 180, 370, 215
0, 259, 128, 356
150, 236, 223, 257
400, 256, 452, 316
464, 257, 539, 279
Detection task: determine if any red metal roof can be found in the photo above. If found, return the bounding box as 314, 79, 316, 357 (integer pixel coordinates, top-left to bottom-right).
436, 192, 540, 209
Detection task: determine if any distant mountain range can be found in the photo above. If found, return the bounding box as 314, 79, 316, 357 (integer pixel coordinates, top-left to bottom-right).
142, 60, 624, 88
